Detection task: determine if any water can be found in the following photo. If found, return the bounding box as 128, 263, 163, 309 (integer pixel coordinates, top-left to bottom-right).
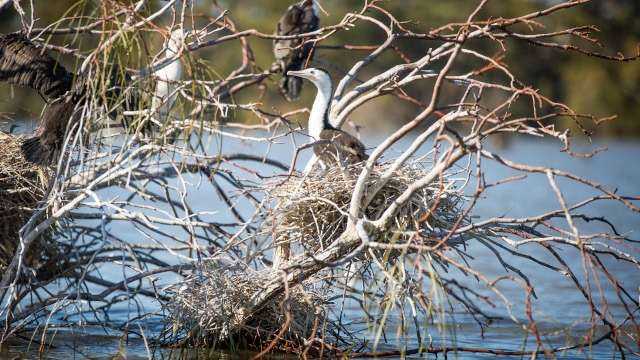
4, 131, 639, 358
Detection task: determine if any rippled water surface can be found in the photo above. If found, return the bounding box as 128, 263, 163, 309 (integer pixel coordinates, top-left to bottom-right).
5, 130, 640, 359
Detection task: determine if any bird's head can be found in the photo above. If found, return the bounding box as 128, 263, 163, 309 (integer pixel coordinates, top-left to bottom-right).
287, 68, 332, 94
302, 0, 323, 16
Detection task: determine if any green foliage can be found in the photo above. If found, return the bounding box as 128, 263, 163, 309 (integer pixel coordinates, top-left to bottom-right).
1, 0, 638, 136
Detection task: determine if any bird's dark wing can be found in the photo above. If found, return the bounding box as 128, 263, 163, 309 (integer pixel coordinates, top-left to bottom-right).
316, 129, 368, 166
0, 33, 73, 102
273, 0, 319, 101
0, 34, 139, 164
0, 33, 76, 164
20, 69, 132, 165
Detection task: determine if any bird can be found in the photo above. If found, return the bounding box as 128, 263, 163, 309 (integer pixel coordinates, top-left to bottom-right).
287, 68, 368, 169
273, 0, 319, 101
20, 93, 79, 164
151, 29, 184, 124
0, 33, 77, 164
0, 33, 137, 164
0, 33, 73, 102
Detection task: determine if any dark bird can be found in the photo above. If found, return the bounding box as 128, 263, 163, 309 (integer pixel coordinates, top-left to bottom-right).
287, 68, 368, 169
0, 33, 73, 102
20, 94, 79, 164
0, 33, 77, 164
0, 33, 136, 164
273, 0, 319, 101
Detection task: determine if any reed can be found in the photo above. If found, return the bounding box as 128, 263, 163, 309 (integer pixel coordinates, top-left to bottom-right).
0, 133, 57, 276
167, 259, 328, 350
266, 161, 468, 261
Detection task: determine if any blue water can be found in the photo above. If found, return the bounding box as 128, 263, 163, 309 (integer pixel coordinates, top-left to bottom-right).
5, 130, 639, 359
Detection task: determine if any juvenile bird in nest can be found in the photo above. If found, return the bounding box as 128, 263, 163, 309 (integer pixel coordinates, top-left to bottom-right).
272, 0, 320, 101
287, 68, 368, 170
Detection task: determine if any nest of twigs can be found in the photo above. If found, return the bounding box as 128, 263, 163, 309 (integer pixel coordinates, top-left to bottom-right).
168, 260, 327, 349
0, 133, 57, 274
266, 162, 466, 256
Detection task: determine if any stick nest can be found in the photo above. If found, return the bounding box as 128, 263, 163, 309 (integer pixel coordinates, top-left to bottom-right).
168, 260, 326, 349
0, 133, 57, 275
265, 162, 466, 256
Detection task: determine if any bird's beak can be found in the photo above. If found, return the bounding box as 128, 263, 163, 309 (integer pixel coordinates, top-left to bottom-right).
287, 70, 310, 79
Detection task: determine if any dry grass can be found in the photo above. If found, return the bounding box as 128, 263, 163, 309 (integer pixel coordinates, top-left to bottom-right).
168, 260, 327, 349
166, 161, 472, 351
266, 162, 466, 256
0, 132, 56, 274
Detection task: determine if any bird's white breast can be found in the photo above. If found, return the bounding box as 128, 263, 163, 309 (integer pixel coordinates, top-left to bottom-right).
308, 76, 332, 139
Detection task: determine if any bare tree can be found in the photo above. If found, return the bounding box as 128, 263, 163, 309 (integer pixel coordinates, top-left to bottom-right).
0, 0, 638, 357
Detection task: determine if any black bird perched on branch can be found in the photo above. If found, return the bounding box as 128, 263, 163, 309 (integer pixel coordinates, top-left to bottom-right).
0, 33, 77, 164
287, 68, 368, 169
0, 33, 136, 164
273, 0, 319, 101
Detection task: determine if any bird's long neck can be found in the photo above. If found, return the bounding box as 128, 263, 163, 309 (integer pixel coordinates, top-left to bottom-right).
308, 80, 333, 139
166, 30, 183, 58
156, 31, 183, 82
